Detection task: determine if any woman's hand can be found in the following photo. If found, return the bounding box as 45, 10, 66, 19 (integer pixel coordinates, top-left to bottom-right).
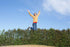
27, 10, 30, 12
39, 10, 40, 12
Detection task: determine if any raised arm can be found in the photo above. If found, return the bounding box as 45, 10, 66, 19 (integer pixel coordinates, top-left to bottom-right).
27, 10, 34, 18
37, 10, 40, 16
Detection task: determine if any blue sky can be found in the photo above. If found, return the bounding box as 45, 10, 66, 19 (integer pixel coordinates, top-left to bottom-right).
0, 0, 70, 31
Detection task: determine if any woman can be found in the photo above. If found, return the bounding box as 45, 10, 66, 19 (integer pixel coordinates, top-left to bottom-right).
27, 10, 40, 31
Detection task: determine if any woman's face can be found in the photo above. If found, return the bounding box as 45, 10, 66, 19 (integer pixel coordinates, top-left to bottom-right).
34, 13, 37, 16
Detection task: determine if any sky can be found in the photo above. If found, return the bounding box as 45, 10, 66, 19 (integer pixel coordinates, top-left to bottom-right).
0, 0, 70, 31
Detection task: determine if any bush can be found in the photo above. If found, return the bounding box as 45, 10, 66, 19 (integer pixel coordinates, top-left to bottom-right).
0, 28, 70, 47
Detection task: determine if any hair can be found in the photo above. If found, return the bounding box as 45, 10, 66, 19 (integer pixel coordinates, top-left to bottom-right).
34, 13, 37, 16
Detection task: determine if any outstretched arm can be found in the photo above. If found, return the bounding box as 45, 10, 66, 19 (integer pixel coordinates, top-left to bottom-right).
37, 10, 40, 16
27, 10, 34, 18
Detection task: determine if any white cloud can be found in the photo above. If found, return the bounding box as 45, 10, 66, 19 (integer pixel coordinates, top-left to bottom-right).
43, 0, 70, 15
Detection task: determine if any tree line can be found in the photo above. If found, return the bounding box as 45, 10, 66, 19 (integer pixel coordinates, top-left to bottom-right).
0, 28, 70, 47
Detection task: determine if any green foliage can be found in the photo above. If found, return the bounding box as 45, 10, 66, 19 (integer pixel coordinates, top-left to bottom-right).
0, 28, 70, 47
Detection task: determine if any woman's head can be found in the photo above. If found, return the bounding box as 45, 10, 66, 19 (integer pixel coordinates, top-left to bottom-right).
34, 13, 37, 16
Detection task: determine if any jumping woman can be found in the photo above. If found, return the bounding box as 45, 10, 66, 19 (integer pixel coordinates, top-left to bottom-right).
27, 10, 40, 31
